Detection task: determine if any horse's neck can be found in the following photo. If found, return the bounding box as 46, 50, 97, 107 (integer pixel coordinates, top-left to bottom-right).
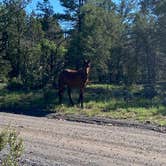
79, 68, 89, 77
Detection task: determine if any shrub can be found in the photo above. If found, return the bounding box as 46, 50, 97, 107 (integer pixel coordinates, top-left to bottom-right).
0, 127, 24, 166
7, 78, 23, 91
142, 85, 157, 99
162, 97, 166, 106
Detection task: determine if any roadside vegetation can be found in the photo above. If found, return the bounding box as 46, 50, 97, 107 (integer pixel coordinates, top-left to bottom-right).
1, 83, 166, 126
0, 127, 24, 166
0, 1, 166, 126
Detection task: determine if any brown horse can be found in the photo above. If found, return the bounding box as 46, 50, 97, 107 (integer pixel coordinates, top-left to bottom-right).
58, 60, 91, 108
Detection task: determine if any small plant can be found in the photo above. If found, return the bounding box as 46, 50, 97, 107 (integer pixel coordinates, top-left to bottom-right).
0, 127, 24, 166
142, 85, 157, 99
7, 77, 23, 91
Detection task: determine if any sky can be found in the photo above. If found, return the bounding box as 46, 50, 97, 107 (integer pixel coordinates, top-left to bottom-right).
26, 0, 67, 28
26, 0, 119, 14
1, 0, 119, 14
0, 0, 119, 29
27, 0, 65, 14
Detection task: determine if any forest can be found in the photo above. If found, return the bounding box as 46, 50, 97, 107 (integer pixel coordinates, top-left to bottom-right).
0, 0, 165, 86
0, 0, 166, 125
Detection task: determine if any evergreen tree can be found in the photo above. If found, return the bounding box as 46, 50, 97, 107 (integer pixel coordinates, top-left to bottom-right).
37, 0, 63, 42
154, 0, 166, 81
0, 0, 29, 79
58, 0, 87, 32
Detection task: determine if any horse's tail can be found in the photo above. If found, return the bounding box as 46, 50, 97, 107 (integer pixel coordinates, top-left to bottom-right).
58, 70, 65, 90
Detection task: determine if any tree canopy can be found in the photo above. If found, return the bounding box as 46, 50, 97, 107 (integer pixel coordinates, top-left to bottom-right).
0, 0, 165, 88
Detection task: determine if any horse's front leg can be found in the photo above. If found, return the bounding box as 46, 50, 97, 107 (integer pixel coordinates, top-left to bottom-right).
67, 87, 74, 106
58, 88, 64, 104
78, 93, 81, 104
78, 88, 84, 108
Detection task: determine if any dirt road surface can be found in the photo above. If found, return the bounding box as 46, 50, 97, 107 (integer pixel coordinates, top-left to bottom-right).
0, 112, 166, 166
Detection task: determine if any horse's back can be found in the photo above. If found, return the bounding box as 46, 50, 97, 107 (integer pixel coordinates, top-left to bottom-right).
58, 69, 87, 88
64, 69, 77, 73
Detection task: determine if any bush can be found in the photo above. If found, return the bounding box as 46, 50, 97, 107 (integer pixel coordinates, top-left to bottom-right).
162, 97, 166, 106
0, 127, 24, 166
142, 85, 157, 99
43, 85, 53, 100
7, 78, 23, 91
112, 89, 124, 98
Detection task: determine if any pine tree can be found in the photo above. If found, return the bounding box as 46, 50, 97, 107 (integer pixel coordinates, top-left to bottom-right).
37, 0, 63, 42
0, 0, 29, 79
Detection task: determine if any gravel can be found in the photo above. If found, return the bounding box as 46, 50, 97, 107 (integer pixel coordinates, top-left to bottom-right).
0, 112, 166, 166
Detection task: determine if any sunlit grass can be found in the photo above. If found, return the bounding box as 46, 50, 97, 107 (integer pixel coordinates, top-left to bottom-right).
0, 83, 166, 126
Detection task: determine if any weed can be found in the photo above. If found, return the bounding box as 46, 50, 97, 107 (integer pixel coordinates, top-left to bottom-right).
0, 83, 166, 126
0, 127, 24, 166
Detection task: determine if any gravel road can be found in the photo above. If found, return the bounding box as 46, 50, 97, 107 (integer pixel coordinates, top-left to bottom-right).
0, 112, 166, 166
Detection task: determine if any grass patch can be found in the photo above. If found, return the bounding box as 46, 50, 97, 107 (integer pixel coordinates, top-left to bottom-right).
0, 127, 24, 166
0, 83, 166, 126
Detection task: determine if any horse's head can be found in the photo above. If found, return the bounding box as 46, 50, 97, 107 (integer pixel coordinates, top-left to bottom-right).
83, 59, 91, 75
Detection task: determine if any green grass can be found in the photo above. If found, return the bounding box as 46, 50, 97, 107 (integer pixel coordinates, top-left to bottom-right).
0, 83, 166, 126
0, 127, 24, 165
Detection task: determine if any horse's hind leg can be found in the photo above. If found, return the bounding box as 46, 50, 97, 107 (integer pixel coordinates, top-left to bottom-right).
58, 90, 62, 104
77, 91, 81, 104
78, 88, 84, 108
58, 86, 64, 104
67, 87, 74, 106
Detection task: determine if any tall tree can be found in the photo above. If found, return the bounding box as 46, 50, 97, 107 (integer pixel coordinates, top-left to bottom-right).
154, 0, 166, 81
0, 0, 29, 79
66, 1, 124, 82
130, 0, 157, 84
57, 0, 87, 32
37, 0, 63, 42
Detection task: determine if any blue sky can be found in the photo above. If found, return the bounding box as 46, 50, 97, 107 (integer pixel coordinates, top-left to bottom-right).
0, 0, 65, 13
1, 0, 119, 29
1, 0, 119, 14
27, 0, 64, 14
26, 0, 118, 29
26, 0, 119, 14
